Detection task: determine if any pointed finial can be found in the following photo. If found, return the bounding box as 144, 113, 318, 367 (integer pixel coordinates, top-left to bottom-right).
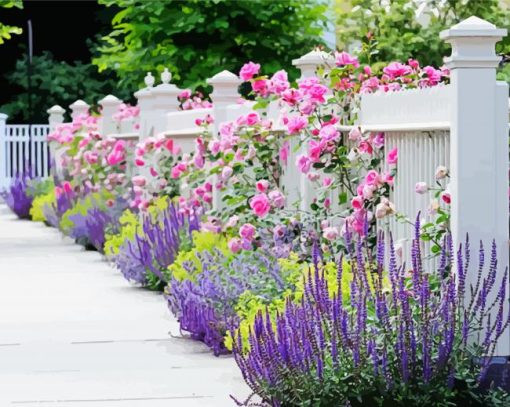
161, 68, 171, 84
145, 72, 155, 88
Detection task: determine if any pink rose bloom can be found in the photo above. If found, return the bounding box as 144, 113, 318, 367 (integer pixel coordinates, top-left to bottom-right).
323, 177, 332, 187
296, 154, 312, 174
239, 62, 260, 81
203, 193, 212, 204
365, 170, 381, 187
219, 122, 235, 138
62, 181, 73, 194
84, 151, 98, 164
178, 89, 192, 99
239, 223, 256, 241
375, 202, 388, 219
225, 215, 239, 228
268, 190, 285, 208
113, 140, 126, 152
279, 141, 290, 165
134, 158, 145, 167
415, 182, 428, 194
228, 238, 242, 253
256, 180, 270, 193
383, 62, 412, 79
362, 184, 375, 199
252, 79, 269, 96
435, 165, 448, 180
335, 51, 359, 68
319, 124, 339, 142
221, 166, 233, 180
150, 167, 158, 177
269, 70, 290, 94
323, 226, 340, 241
245, 112, 260, 126
372, 132, 384, 149
308, 140, 323, 162
441, 191, 451, 204
250, 193, 271, 218
383, 172, 394, 186
107, 151, 124, 166
306, 84, 328, 104
351, 196, 364, 210
307, 172, 320, 182
286, 116, 307, 135
387, 147, 398, 165
158, 178, 168, 189
132, 175, 147, 187
281, 88, 303, 106
348, 127, 362, 141
422, 66, 442, 86
358, 140, 373, 155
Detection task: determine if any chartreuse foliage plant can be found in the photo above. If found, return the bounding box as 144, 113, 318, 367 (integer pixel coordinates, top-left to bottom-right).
232, 225, 510, 406
93, 0, 328, 90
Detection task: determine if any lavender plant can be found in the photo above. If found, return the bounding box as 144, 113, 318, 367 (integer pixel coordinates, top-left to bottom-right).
115, 203, 199, 290
166, 249, 299, 356
3, 169, 34, 219
232, 222, 510, 406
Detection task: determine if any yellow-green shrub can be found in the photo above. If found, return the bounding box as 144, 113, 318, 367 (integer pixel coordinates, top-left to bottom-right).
30, 191, 55, 222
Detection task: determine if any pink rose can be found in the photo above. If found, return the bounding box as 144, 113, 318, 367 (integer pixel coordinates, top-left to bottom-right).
365, 170, 381, 187
225, 215, 239, 228
268, 190, 285, 208
252, 79, 269, 96
221, 166, 233, 180
308, 140, 323, 162
323, 177, 332, 187
441, 191, 451, 205
348, 127, 362, 141
415, 182, 428, 194
435, 166, 448, 180
387, 147, 398, 165
256, 180, 270, 193
286, 116, 307, 135
246, 112, 260, 126
239, 62, 260, 81
132, 175, 147, 187
239, 223, 256, 241
383, 62, 412, 79
228, 238, 242, 253
319, 124, 339, 142
296, 154, 311, 174
335, 51, 359, 68
351, 196, 364, 210
250, 193, 271, 218
279, 141, 290, 165
323, 226, 340, 241
134, 158, 145, 167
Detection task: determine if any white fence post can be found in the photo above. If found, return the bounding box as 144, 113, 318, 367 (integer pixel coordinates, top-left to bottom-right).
207, 70, 242, 211
69, 99, 90, 121
134, 72, 156, 141
47, 105, 66, 178
292, 50, 335, 212
441, 16, 509, 356
152, 68, 182, 134
98, 95, 122, 135
0, 113, 8, 190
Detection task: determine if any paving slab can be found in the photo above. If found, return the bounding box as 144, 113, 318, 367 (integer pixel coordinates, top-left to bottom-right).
0, 204, 250, 406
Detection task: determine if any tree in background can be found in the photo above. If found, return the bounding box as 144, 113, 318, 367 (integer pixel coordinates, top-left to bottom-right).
2, 51, 131, 122
335, 0, 510, 81
93, 0, 329, 91
0, 0, 22, 45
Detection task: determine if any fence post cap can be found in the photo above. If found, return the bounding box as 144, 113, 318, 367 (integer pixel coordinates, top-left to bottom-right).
144, 72, 155, 88
0, 112, 8, 120
98, 94, 122, 106
207, 70, 242, 86
440, 16, 507, 69
440, 16, 507, 39
69, 99, 90, 109
161, 67, 171, 84
292, 49, 334, 67
47, 105, 65, 114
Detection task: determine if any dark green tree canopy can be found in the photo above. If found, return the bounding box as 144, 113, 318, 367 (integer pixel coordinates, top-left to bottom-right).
93, 0, 329, 91
2, 51, 131, 122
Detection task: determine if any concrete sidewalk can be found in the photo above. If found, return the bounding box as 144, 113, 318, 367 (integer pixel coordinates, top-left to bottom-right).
0, 204, 249, 406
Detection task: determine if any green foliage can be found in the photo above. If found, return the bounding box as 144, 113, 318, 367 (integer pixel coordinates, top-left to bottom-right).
30, 190, 55, 223
104, 209, 139, 256
1, 51, 130, 122
335, 0, 510, 81
0, 0, 22, 45
167, 230, 230, 282
93, 0, 328, 91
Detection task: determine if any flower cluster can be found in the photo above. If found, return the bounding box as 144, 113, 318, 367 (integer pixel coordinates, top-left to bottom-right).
3, 168, 35, 219
178, 89, 213, 110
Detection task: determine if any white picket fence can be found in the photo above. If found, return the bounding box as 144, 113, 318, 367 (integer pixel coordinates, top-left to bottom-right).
1, 15, 509, 355
0, 113, 51, 190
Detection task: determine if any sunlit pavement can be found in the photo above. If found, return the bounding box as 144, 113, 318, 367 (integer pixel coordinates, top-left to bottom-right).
0, 204, 249, 406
